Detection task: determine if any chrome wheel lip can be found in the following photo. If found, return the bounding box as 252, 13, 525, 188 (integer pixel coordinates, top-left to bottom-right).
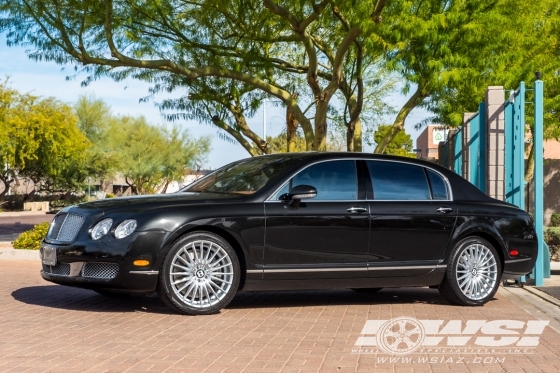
169, 240, 234, 309
455, 243, 498, 301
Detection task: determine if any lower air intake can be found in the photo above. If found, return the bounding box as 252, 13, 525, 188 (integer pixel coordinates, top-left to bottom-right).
43, 263, 71, 276
82, 262, 119, 279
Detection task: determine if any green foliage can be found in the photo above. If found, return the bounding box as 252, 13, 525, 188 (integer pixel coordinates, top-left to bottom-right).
545, 227, 560, 259
0, 0, 394, 153
13, 222, 50, 250
373, 125, 415, 158
551, 214, 560, 228
374, 0, 560, 153
105, 193, 115, 199
106, 116, 211, 194
0, 80, 89, 196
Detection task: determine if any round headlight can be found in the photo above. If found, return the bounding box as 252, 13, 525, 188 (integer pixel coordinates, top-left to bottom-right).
91, 218, 113, 240
114, 219, 137, 239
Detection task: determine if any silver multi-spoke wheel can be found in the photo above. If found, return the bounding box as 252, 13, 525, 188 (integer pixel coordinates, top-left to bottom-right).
169, 240, 234, 309
455, 243, 498, 301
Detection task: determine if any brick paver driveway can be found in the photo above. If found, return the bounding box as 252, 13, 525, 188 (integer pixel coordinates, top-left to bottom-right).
1, 260, 560, 373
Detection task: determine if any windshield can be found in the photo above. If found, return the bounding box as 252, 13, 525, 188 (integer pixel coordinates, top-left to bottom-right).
182, 155, 305, 195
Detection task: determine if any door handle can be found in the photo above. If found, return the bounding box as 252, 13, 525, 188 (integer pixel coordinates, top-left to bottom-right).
347, 207, 367, 214
436, 207, 454, 214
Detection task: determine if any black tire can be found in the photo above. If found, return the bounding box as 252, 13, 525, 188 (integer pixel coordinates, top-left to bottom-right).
352, 288, 383, 293
439, 236, 502, 306
158, 232, 240, 315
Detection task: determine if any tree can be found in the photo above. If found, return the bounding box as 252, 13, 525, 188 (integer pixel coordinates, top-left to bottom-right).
373, 125, 414, 158
74, 94, 116, 179
373, 0, 560, 154
0, 81, 89, 199
106, 116, 211, 194
0, 0, 390, 154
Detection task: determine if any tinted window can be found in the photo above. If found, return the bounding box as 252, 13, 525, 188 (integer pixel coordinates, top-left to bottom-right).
367, 161, 430, 200
184, 155, 303, 194
427, 169, 449, 200
290, 160, 357, 201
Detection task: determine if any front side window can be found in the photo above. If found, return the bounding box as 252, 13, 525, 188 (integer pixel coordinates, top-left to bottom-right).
367, 161, 431, 200
275, 160, 357, 201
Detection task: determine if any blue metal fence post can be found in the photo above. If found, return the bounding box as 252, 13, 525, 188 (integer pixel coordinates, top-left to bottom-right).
515, 83, 525, 210
454, 129, 463, 175
533, 79, 544, 287
505, 98, 514, 204
478, 102, 486, 192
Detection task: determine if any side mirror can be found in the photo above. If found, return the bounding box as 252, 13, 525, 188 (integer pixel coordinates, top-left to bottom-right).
287, 184, 317, 200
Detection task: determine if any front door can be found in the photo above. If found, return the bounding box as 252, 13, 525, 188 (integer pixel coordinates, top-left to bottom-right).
263, 160, 370, 280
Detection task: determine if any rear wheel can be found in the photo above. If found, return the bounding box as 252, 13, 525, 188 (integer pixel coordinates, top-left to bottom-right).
439, 237, 501, 306
158, 232, 240, 315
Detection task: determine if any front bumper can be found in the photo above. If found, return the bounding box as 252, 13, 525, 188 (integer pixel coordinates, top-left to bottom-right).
40, 230, 168, 293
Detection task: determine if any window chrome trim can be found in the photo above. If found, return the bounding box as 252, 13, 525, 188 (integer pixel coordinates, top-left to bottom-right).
265, 158, 454, 202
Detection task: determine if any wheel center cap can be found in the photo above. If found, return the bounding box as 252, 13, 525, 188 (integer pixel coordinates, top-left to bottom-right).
195, 269, 206, 278
471, 268, 478, 276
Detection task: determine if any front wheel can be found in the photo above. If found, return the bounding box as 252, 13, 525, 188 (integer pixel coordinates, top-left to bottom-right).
158, 232, 240, 315
439, 237, 502, 306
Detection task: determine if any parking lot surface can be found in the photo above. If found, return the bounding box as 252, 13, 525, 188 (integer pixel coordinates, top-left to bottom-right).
1, 260, 560, 373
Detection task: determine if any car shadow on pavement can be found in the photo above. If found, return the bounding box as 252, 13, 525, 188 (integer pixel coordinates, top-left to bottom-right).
227, 287, 449, 310
12, 285, 482, 314
11, 285, 171, 314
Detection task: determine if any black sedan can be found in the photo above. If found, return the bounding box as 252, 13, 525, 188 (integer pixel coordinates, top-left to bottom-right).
40, 153, 537, 315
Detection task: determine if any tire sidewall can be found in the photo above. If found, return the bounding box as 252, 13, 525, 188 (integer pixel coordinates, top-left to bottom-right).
159, 232, 240, 315
446, 237, 502, 306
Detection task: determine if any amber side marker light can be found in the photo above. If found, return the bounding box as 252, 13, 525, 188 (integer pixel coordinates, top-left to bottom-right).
509, 250, 519, 256
133, 260, 150, 266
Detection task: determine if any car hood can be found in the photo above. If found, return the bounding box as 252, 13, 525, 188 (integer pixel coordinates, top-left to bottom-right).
65, 192, 243, 215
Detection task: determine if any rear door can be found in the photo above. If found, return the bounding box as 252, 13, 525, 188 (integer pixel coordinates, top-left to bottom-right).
365, 160, 457, 277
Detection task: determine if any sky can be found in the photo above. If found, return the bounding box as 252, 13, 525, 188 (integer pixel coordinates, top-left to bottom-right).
0, 34, 433, 169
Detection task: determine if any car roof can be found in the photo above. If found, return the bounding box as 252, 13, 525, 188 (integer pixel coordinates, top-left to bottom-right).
253, 152, 494, 202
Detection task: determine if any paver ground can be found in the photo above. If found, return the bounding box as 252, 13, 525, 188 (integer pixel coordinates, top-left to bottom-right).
1, 260, 560, 373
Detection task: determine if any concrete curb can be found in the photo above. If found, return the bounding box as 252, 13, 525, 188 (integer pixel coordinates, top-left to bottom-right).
0, 247, 40, 261
522, 285, 560, 308
0, 211, 49, 217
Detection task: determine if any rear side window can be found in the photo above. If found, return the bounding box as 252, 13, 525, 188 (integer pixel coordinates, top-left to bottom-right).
427, 169, 449, 200
367, 161, 431, 200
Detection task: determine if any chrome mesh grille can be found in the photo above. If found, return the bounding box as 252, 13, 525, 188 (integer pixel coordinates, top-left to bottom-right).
43, 263, 71, 276
82, 263, 119, 279
47, 213, 85, 242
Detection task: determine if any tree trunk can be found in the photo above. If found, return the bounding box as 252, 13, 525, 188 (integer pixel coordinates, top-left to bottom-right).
353, 119, 362, 152
314, 101, 329, 151
160, 179, 171, 194
374, 87, 425, 154
286, 106, 299, 153
23, 189, 36, 203
525, 142, 535, 182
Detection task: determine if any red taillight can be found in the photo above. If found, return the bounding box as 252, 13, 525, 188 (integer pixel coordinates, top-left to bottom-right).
509, 250, 519, 256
